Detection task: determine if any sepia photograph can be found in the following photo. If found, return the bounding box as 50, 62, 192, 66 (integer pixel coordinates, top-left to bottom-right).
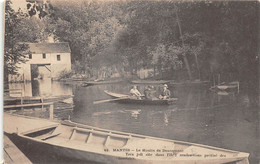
2, 0, 259, 163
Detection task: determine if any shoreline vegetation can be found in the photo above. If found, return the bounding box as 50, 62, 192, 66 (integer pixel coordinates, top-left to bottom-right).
4, 0, 259, 106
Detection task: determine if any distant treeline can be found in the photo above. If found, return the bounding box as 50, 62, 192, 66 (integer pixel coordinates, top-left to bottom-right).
5, 0, 258, 84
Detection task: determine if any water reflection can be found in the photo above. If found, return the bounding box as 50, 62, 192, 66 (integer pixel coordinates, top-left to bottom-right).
127, 109, 141, 119
92, 109, 141, 119
8, 78, 73, 97
5, 80, 259, 163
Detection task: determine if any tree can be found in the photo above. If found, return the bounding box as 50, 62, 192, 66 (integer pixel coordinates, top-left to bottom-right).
27, 0, 50, 19
173, 3, 192, 80
47, 0, 126, 77
38, 0, 258, 90
4, 0, 30, 81
4, 0, 50, 82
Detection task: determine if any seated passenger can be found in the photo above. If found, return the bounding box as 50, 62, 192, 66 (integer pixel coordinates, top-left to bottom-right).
144, 85, 158, 100
144, 86, 152, 99
159, 84, 171, 99
130, 85, 142, 99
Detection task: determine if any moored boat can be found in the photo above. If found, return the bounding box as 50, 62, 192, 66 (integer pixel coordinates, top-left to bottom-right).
4, 95, 73, 106
82, 79, 124, 86
104, 90, 177, 105
131, 80, 170, 84
211, 81, 239, 91
169, 80, 210, 86
10, 120, 249, 164
60, 78, 85, 82
217, 85, 238, 90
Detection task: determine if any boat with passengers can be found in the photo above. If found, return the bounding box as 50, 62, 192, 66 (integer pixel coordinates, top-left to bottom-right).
103, 90, 176, 105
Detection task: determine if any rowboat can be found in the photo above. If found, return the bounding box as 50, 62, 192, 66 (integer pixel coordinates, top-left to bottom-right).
217, 85, 238, 90
4, 95, 73, 106
104, 90, 177, 105
211, 81, 239, 91
10, 120, 249, 164
60, 78, 85, 82
82, 79, 124, 87
169, 80, 210, 86
131, 80, 170, 84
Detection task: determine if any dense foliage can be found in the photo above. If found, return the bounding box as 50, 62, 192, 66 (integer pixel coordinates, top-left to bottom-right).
4, 0, 50, 81
5, 0, 258, 91
40, 1, 258, 82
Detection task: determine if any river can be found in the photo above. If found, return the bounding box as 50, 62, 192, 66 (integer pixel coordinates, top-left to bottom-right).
5, 79, 260, 164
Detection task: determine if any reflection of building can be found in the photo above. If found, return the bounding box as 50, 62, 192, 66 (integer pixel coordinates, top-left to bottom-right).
8, 80, 73, 97
8, 42, 71, 82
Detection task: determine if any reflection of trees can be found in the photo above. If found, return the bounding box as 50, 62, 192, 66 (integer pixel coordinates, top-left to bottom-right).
176, 86, 238, 110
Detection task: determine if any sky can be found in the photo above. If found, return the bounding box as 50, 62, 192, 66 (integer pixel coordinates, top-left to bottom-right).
10, 0, 27, 11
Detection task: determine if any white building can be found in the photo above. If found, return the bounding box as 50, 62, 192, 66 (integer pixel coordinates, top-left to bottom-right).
9, 42, 71, 82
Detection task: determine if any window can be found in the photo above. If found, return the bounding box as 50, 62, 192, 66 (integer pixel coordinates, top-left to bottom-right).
42, 53, 46, 59
57, 55, 61, 61
29, 54, 32, 59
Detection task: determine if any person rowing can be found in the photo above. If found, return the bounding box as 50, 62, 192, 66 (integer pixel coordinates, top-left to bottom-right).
130, 85, 142, 99
144, 86, 152, 99
159, 84, 171, 99
144, 85, 157, 100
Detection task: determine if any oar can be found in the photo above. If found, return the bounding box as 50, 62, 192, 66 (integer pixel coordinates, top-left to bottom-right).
93, 96, 129, 104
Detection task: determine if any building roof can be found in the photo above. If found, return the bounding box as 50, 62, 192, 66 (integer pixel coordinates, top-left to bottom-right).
28, 42, 71, 54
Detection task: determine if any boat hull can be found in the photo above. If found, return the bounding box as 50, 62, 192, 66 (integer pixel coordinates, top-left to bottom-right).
8, 132, 249, 164
113, 98, 176, 105
211, 81, 239, 91
83, 80, 124, 86
104, 90, 177, 105
4, 95, 73, 106
217, 85, 238, 90
169, 81, 210, 87
131, 80, 170, 84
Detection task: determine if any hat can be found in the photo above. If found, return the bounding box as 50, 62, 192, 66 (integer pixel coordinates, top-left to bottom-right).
163, 84, 168, 88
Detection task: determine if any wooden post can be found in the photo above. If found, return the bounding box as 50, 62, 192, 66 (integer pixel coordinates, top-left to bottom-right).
41, 97, 44, 110
237, 81, 240, 94
49, 104, 54, 120
213, 74, 216, 87
194, 53, 200, 80
21, 96, 23, 105
20, 89, 23, 110
153, 65, 156, 79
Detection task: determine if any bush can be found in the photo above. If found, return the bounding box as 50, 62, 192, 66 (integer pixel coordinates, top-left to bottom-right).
58, 70, 73, 80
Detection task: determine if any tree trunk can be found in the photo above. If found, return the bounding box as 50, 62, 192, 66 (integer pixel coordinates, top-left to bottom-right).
153, 65, 156, 79
174, 5, 192, 80
259, 5, 260, 107
194, 53, 201, 80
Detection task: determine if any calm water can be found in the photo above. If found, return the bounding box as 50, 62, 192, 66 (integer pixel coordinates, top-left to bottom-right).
6, 80, 260, 164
